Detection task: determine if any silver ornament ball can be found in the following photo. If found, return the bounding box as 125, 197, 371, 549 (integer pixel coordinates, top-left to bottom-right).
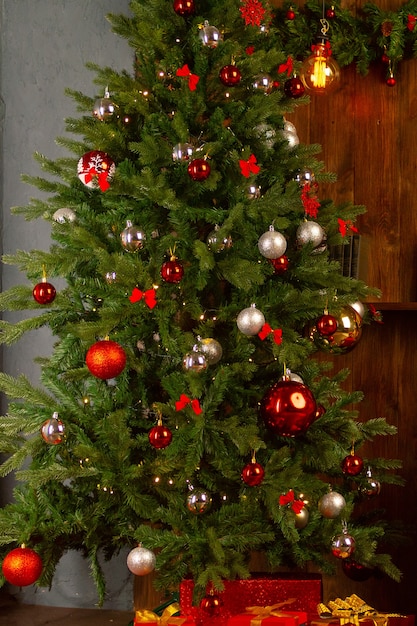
183, 349, 207, 372
258, 228, 287, 259
126, 545, 156, 576
53, 207, 76, 223
318, 491, 346, 518
93, 96, 116, 121
172, 142, 194, 162
350, 300, 366, 319
121, 220, 146, 252
296, 221, 324, 247
199, 21, 222, 48
186, 488, 212, 514
200, 338, 223, 365
236, 304, 265, 336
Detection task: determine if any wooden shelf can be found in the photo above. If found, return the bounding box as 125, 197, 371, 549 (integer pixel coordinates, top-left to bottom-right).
369, 302, 417, 311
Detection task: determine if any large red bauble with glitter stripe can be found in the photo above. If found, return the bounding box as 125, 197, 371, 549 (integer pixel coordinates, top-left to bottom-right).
86, 339, 126, 379
33, 281, 56, 304
2, 547, 43, 586
260, 378, 317, 437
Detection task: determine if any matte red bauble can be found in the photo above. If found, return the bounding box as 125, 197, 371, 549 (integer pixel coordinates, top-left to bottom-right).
33, 281, 56, 305
219, 64, 242, 86
148, 424, 173, 449
284, 76, 305, 98
270, 255, 289, 275
199, 593, 223, 617
342, 559, 373, 581
241, 461, 265, 486
260, 378, 317, 437
173, 0, 195, 16
187, 158, 211, 181
341, 452, 364, 476
160, 257, 184, 283
286, 8, 296, 19
2, 546, 43, 586
86, 339, 126, 379
316, 313, 338, 337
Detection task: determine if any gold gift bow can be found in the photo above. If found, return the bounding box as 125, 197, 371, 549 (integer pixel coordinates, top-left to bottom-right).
135, 602, 186, 625
245, 598, 299, 626
317, 595, 405, 626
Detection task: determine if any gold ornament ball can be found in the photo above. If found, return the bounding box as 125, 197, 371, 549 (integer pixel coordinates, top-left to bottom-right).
294, 506, 309, 529
126, 545, 156, 576
306, 305, 363, 354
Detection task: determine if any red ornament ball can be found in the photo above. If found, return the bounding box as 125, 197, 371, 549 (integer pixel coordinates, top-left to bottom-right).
173, 0, 195, 16
86, 339, 126, 380
386, 76, 396, 87
286, 9, 296, 19
199, 593, 223, 617
219, 64, 242, 86
33, 281, 56, 305
2, 546, 43, 586
341, 453, 364, 476
260, 378, 317, 437
326, 6, 336, 18
284, 76, 305, 99
316, 313, 338, 337
148, 424, 173, 449
270, 255, 289, 275
241, 461, 265, 486
160, 257, 184, 283
77, 150, 115, 191
187, 158, 211, 181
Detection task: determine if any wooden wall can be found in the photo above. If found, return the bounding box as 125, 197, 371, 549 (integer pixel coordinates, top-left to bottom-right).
134, 0, 417, 614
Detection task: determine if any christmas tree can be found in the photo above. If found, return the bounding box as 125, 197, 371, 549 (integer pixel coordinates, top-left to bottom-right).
0, 0, 403, 609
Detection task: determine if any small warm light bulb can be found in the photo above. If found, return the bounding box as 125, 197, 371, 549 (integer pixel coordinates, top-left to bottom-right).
300, 39, 340, 94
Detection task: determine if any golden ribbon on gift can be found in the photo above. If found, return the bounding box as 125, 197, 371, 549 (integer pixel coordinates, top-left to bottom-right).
135, 602, 186, 625
245, 598, 298, 626
317, 595, 405, 626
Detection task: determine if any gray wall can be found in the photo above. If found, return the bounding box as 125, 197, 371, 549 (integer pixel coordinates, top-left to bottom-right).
1, 0, 135, 609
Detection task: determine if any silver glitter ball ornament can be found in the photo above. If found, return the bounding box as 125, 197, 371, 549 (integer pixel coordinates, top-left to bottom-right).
318, 490, 346, 518
200, 338, 223, 365
296, 221, 324, 247
126, 544, 156, 576
258, 226, 287, 259
53, 207, 76, 223
236, 304, 265, 336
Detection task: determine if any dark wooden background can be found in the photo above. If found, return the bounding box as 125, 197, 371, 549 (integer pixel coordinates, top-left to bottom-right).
134, 0, 417, 614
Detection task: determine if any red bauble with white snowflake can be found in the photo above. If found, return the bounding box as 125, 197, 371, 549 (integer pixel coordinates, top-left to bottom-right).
77, 150, 115, 191
241, 458, 265, 486
149, 419, 173, 449
160, 255, 184, 283
86, 339, 126, 380
219, 64, 242, 86
33, 279, 56, 305
2, 546, 43, 586
187, 158, 211, 181
260, 377, 317, 437
173, 0, 195, 16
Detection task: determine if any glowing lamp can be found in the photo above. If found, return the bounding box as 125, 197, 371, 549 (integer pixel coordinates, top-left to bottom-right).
300, 39, 340, 94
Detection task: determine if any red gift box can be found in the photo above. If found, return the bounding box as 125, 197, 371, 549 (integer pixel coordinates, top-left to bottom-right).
228, 607, 308, 626
180, 574, 322, 619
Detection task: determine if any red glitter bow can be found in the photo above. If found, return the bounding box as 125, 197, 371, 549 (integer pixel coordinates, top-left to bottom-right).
301, 183, 321, 218
279, 489, 304, 514
407, 14, 417, 30
129, 287, 157, 309
338, 218, 359, 238
85, 167, 110, 191
239, 154, 260, 178
246, 45, 255, 55
240, 0, 266, 26
258, 323, 283, 345
175, 394, 202, 415
176, 64, 200, 91
278, 57, 294, 77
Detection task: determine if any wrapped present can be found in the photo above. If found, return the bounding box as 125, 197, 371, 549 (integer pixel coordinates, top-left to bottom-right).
315, 595, 415, 626
180, 574, 322, 619
227, 601, 308, 626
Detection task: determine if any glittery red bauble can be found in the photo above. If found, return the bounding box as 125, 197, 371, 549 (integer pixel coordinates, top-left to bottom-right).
341, 453, 364, 476
86, 340, 126, 379
270, 255, 289, 274
316, 313, 338, 337
187, 158, 211, 181
199, 593, 223, 617
260, 379, 317, 437
284, 76, 305, 98
386, 76, 396, 87
241, 461, 265, 486
2, 547, 43, 586
148, 424, 173, 449
342, 559, 373, 581
160, 258, 184, 283
173, 0, 195, 16
219, 64, 242, 86
33, 281, 56, 304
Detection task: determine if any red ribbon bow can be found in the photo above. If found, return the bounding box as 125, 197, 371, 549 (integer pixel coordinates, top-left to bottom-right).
338, 218, 359, 238
175, 394, 202, 415
279, 489, 305, 514
301, 183, 321, 218
85, 167, 110, 191
176, 64, 200, 91
258, 323, 283, 345
278, 57, 294, 77
407, 14, 417, 30
239, 154, 260, 178
129, 287, 157, 309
